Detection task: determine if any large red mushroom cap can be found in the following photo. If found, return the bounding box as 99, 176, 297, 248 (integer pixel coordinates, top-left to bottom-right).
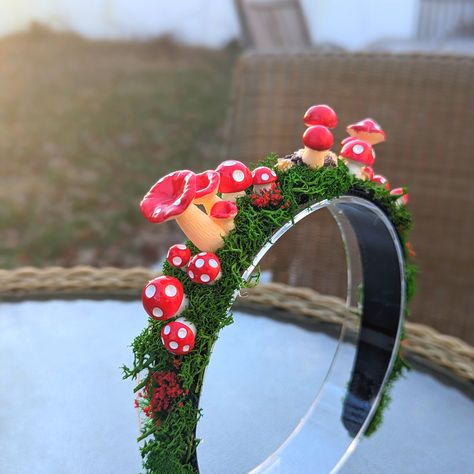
302, 125, 334, 151
347, 118, 386, 145
166, 244, 191, 269
194, 170, 220, 202
140, 170, 196, 224
303, 104, 338, 128
187, 252, 221, 284
142, 275, 187, 320
210, 200, 238, 220
390, 187, 409, 206
161, 317, 196, 355
340, 139, 375, 166
216, 160, 252, 195
372, 174, 391, 190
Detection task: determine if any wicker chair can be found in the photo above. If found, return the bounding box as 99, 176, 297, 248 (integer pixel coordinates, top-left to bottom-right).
225, 52, 474, 345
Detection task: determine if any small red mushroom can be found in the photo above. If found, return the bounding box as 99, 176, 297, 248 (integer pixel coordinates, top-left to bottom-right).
187, 252, 221, 284
341, 136, 358, 146
216, 160, 252, 201
142, 276, 187, 320
361, 166, 374, 181
161, 318, 196, 355
140, 170, 226, 252
372, 174, 391, 190
390, 187, 409, 206
339, 139, 375, 179
303, 104, 338, 128
346, 118, 386, 145
301, 125, 335, 168
166, 244, 191, 269
252, 166, 277, 194
194, 170, 221, 213
210, 200, 238, 234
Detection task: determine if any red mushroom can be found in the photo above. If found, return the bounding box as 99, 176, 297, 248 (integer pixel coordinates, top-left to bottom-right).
301, 125, 335, 168
210, 200, 238, 234
166, 244, 191, 269
140, 169, 227, 252
216, 160, 252, 201
142, 275, 187, 320
390, 187, 409, 206
339, 139, 375, 179
252, 166, 277, 194
346, 118, 386, 145
161, 317, 196, 355
341, 136, 358, 146
361, 166, 374, 181
303, 104, 338, 128
194, 170, 221, 213
372, 174, 391, 190
187, 252, 221, 284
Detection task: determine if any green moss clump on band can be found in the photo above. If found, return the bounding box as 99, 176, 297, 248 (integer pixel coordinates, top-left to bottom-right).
123, 155, 417, 473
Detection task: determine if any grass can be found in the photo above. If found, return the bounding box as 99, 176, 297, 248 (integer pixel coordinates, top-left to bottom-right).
0, 26, 238, 268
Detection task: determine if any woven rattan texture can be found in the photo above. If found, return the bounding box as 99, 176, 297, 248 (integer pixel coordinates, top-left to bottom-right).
0, 266, 472, 382
225, 52, 474, 344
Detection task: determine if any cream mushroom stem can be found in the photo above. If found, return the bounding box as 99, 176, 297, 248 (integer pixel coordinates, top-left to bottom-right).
195, 194, 222, 214
175, 204, 227, 252
211, 216, 235, 234
221, 191, 245, 202
345, 160, 365, 179
302, 148, 337, 168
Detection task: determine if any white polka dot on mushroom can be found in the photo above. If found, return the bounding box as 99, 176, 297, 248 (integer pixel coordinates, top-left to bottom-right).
173, 198, 181, 206
188, 270, 194, 279
271, 170, 276, 176
177, 244, 187, 250
172, 256, 182, 266
183, 345, 190, 352
161, 337, 165, 344
177, 328, 187, 339
145, 285, 156, 298
261, 173, 269, 181
163, 325, 171, 335
195, 258, 205, 268
201, 274, 210, 283
199, 252, 207, 256
169, 341, 178, 350
233, 170, 245, 182
153, 307, 163, 318
209, 259, 218, 268
224, 160, 236, 166
165, 285, 177, 297
353, 144, 364, 154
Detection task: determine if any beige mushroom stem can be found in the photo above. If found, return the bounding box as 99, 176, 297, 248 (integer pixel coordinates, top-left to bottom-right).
344, 160, 364, 179
194, 194, 222, 214
351, 132, 380, 145
302, 148, 336, 168
221, 191, 245, 202
175, 204, 227, 252
211, 216, 235, 234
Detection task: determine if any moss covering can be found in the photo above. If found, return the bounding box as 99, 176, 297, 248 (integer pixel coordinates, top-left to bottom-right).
123, 155, 416, 473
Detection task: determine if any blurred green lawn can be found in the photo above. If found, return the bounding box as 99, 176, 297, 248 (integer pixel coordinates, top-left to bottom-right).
0, 28, 237, 268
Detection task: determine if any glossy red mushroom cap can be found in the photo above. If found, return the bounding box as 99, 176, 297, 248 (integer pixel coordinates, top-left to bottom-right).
210, 200, 238, 219
340, 139, 375, 166
216, 160, 252, 194
303, 104, 338, 128
361, 166, 374, 181
140, 170, 196, 224
166, 244, 191, 269
195, 170, 220, 200
341, 136, 358, 146
187, 252, 221, 284
252, 166, 277, 185
390, 187, 409, 205
372, 174, 391, 190
161, 318, 196, 355
347, 118, 386, 143
302, 125, 334, 151
142, 275, 187, 320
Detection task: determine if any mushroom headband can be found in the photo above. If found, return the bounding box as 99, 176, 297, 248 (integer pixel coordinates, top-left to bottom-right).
124, 104, 416, 473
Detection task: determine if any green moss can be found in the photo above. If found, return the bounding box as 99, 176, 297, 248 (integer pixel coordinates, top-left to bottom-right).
123, 156, 417, 473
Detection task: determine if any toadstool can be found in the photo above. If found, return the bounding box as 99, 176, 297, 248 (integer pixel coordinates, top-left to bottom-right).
301, 125, 335, 168
210, 200, 238, 234
194, 170, 221, 213
187, 252, 221, 284
390, 187, 409, 206
339, 139, 375, 179
140, 169, 227, 252
252, 166, 277, 194
346, 118, 386, 145
361, 166, 374, 181
166, 244, 191, 270
161, 318, 196, 355
216, 160, 252, 201
142, 275, 187, 320
372, 174, 391, 190
303, 104, 338, 128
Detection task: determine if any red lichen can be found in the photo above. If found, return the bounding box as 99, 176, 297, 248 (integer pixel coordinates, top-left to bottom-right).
250, 182, 289, 210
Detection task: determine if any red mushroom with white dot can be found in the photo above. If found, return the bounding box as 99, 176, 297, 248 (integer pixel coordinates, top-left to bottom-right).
303, 104, 338, 128
142, 275, 187, 321
390, 187, 409, 206
140, 169, 226, 252
346, 118, 386, 145
216, 160, 253, 201
166, 244, 191, 270
161, 318, 196, 355
339, 139, 375, 179
302, 125, 336, 168
372, 174, 391, 190
187, 252, 221, 284
210, 200, 238, 234
194, 170, 221, 213
252, 166, 277, 194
